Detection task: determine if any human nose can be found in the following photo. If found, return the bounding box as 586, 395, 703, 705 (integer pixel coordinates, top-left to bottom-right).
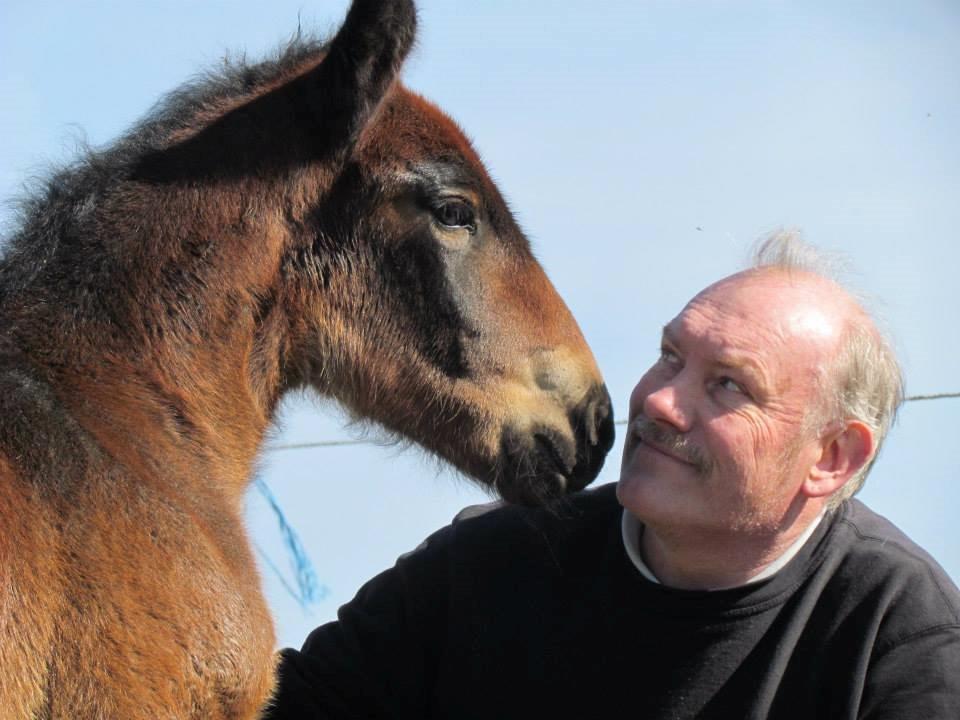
637, 375, 693, 433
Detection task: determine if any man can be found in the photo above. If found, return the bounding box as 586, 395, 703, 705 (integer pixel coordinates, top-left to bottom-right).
266, 233, 960, 718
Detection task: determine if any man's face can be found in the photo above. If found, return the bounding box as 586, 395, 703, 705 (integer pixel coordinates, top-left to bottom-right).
618, 271, 843, 535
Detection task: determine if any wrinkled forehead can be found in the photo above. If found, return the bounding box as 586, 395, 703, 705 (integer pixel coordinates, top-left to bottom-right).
699, 271, 844, 340
673, 269, 853, 379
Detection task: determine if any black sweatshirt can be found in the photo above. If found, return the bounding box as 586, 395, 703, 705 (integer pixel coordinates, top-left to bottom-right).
266, 483, 960, 719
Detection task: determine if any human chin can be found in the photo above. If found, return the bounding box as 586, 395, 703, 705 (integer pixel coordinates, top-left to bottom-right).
618, 440, 700, 518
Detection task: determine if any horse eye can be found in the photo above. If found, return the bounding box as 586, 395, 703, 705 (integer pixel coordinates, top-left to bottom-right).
433, 199, 476, 232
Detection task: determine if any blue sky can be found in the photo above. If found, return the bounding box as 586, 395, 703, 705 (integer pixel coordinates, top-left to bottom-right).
1, 0, 957, 649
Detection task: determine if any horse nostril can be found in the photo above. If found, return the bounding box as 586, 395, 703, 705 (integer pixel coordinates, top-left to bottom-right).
586, 391, 609, 446
565, 384, 616, 493
581, 385, 615, 449
595, 391, 615, 451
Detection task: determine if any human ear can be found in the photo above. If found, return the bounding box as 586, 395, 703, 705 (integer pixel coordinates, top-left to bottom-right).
803, 420, 875, 499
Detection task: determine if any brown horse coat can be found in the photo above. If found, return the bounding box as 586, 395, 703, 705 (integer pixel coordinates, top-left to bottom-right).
0, 1, 614, 717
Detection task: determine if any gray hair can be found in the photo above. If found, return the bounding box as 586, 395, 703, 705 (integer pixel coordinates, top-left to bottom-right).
750, 230, 904, 508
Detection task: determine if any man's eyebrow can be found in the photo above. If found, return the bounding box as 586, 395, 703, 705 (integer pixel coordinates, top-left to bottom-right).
662, 323, 768, 384
716, 356, 763, 376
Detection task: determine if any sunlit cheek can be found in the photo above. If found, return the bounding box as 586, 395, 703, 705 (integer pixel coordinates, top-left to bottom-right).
709, 413, 772, 480
750, 416, 815, 495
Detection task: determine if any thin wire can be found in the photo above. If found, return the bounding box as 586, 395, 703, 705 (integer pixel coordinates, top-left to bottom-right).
272, 438, 372, 450
904, 392, 960, 402
254, 544, 304, 604
263, 392, 959, 452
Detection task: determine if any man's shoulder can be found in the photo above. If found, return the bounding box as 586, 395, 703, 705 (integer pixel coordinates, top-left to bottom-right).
837, 501, 956, 585
825, 500, 960, 627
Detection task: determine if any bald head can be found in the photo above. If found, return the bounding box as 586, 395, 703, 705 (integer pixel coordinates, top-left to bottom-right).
700, 266, 857, 344
700, 266, 870, 372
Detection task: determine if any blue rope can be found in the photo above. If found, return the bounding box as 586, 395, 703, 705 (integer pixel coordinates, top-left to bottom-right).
254, 476, 326, 610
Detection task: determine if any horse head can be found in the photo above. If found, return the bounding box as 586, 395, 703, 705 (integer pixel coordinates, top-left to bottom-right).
272, 1, 615, 504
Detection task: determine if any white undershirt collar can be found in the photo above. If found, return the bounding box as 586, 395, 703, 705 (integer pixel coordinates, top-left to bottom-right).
620, 508, 826, 588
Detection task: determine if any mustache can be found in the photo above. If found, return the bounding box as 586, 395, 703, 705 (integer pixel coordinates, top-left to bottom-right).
631, 416, 713, 477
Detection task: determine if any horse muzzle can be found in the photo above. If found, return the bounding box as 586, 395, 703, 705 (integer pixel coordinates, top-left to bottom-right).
495, 383, 615, 506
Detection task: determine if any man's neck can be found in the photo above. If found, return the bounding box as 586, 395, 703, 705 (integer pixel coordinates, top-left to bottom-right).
636, 503, 826, 591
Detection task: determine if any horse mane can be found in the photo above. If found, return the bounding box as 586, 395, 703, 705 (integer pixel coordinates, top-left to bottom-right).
0, 34, 346, 387
1, 34, 329, 270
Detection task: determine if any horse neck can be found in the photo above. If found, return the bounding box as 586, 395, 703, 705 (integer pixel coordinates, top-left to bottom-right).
1, 259, 284, 507
70, 342, 272, 500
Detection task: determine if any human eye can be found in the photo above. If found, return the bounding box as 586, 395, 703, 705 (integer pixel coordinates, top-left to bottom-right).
713, 375, 754, 402
658, 346, 681, 367
718, 376, 744, 393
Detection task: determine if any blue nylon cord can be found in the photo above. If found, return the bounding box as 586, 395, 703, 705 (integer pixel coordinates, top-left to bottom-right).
254, 476, 326, 610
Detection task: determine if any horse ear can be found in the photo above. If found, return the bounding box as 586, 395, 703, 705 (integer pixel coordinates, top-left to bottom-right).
303, 0, 417, 153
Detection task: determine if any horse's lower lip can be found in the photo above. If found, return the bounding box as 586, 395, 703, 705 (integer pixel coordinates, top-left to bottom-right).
534, 433, 574, 476
493, 428, 577, 505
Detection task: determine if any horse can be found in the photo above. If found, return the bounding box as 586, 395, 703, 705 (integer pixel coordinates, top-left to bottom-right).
0, 1, 615, 717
